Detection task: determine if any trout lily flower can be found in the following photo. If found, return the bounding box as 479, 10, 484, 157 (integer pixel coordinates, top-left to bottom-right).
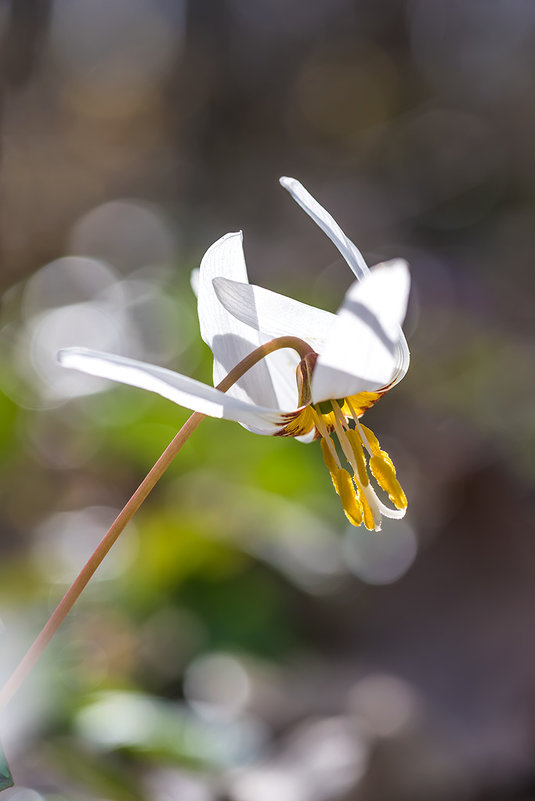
59, 178, 410, 531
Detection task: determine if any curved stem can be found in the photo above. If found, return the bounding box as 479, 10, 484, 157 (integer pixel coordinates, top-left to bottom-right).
0, 335, 313, 710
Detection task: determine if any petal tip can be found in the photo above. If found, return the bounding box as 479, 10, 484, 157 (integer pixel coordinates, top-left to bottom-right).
279, 175, 299, 191
203, 230, 244, 259
378, 257, 409, 274
57, 346, 82, 365
57, 346, 99, 369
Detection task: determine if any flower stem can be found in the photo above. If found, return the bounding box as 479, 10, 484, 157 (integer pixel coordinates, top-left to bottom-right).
0, 335, 313, 710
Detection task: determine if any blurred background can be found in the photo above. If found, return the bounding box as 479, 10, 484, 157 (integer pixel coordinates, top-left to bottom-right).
1, 0, 535, 799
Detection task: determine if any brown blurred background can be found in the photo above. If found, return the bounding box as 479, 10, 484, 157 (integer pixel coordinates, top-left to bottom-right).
1, 1, 535, 799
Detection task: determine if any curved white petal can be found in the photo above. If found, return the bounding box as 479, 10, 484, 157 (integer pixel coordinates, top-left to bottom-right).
212, 276, 335, 410
311, 260, 410, 404
280, 176, 410, 380
58, 348, 286, 435
212, 276, 335, 352
197, 233, 279, 408
280, 176, 370, 281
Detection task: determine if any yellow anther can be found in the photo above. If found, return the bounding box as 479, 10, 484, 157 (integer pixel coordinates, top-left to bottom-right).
345, 429, 369, 487
336, 467, 363, 527
359, 487, 377, 532
369, 455, 407, 510
358, 423, 381, 455
318, 406, 407, 528
359, 423, 407, 510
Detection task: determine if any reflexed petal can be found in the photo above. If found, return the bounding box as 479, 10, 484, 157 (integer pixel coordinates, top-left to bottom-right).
58, 348, 286, 434
311, 260, 410, 403
280, 176, 410, 376
280, 176, 370, 281
212, 276, 335, 352
197, 233, 279, 408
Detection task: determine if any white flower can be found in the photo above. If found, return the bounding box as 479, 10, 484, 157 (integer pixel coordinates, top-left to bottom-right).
59, 178, 411, 531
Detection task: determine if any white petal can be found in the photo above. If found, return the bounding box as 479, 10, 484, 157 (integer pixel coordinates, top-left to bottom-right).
280, 176, 411, 377
280, 176, 370, 281
213, 276, 336, 409
58, 348, 286, 434
212, 276, 335, 352
311, 260, 410, 404
197, 233, 279, 408
255, 338, 300, 409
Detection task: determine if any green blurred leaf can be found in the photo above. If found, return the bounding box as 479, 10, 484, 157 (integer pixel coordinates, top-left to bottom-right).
0, 741, 13, 792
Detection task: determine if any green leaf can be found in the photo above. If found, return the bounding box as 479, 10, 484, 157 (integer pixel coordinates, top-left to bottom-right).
0, 741, 13, 792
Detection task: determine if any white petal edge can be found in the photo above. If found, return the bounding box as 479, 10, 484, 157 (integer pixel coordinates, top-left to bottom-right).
197, 232, 279, 408
280, 176, 370, 281
58, 348, 287, 435
311, 260, 410, 404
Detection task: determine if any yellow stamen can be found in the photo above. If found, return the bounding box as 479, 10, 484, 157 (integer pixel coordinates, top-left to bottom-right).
312, 392, 406, 530
359, 423, 407, 510
313, 408, 340, 467
318, 417, 368, 528
330, 401, 382, 531
330, 402, 355, 468
345, 429, 369, 487
358, 484, 377, 531
320, 437, 339, 493
335, 467, 363, 527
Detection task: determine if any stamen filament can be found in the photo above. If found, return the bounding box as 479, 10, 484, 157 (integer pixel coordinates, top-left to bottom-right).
346, 397, 373, 457
330, 402, 351, 457
312, 408, 340, 468
345, 429, 369, 487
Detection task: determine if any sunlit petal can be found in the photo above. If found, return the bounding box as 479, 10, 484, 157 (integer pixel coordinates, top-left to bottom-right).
280, 176, 410, 381
197, 232, 279, 408
213, 277, 335, 351
58, 348, 285, 434
212, 276, 337, 410
280, 176, 370, 281
311, 260, 410, 403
